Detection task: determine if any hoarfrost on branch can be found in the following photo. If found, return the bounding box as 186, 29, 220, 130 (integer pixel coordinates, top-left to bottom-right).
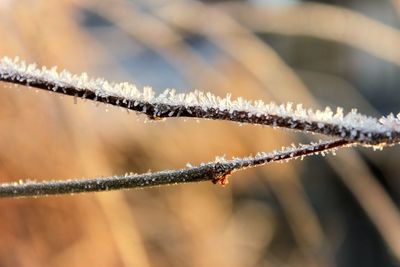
1, 57, 399, 146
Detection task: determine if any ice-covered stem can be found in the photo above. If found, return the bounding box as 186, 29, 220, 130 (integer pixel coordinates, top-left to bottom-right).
0, 139, 350, 198
0, 57, 399, 146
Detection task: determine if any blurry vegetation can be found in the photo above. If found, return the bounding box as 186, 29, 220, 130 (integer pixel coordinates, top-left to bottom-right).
0, 0, 400, 267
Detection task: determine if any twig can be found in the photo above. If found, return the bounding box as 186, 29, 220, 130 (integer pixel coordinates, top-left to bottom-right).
0, 57, 399, 146
0, 139, 351, 198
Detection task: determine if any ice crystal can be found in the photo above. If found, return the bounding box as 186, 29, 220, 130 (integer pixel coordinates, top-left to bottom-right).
0, 139, 348, 198
379, 113, 400, 131
1, 56, 399, 145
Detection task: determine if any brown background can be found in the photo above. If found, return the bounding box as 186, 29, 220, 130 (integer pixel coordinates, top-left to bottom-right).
0, 1, 400, 266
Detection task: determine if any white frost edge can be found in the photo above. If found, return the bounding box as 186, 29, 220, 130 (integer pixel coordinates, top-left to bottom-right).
1, 56, 399, 136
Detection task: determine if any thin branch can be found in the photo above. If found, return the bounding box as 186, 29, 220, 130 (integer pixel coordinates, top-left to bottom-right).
0, 57, 399, 146
0, 139, 351, 198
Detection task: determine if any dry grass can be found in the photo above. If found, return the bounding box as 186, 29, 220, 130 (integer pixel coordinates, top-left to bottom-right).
0, 1, 399, 266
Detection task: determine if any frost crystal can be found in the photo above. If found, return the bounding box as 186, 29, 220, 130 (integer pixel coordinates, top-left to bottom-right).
0, 138, 349, 198
1, 56, 399, 145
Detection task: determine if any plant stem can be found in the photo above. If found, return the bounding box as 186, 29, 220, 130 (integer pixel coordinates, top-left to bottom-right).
0, 139, 351, 198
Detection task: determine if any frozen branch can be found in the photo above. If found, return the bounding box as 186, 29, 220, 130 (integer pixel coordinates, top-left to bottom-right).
0, 139, 351, 198
0, 57, 399, 146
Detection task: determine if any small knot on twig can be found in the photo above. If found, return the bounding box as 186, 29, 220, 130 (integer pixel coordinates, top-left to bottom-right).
211, 170, 232, 186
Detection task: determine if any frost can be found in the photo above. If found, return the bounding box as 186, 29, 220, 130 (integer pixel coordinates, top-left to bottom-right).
379, 113, 400, 131
1, 56, 399, 145
214, 155, 226, 163
0, 138, 349, 198
204, 139, 348, 173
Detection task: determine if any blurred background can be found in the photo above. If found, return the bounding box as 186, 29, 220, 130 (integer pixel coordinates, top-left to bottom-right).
0, 0, 400, 266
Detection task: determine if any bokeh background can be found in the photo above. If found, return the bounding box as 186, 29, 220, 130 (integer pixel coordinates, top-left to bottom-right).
1, 0, 400, 266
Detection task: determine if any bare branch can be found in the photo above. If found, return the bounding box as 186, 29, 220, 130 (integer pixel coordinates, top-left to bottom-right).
0, 57, 399, 146
0, 139, 351, 198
